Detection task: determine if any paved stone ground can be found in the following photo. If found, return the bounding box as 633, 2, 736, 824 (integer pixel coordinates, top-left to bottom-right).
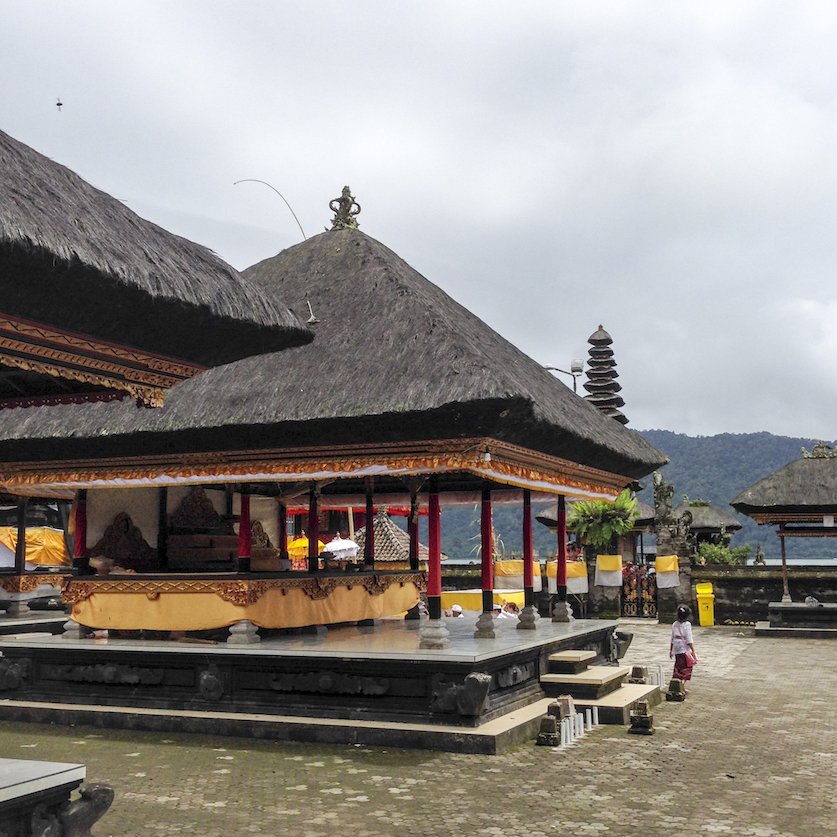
0, 622, 834, 836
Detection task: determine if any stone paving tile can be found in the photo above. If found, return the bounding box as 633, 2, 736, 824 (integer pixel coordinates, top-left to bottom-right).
0, 624, 833, 836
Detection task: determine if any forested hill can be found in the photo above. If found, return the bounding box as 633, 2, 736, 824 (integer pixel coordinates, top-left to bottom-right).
635, 430, 837, 560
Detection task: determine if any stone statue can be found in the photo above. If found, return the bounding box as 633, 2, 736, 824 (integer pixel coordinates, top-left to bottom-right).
328, 186, 361, 230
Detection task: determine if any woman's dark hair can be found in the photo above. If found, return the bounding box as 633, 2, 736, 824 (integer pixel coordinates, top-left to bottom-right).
677, 605, 691, 622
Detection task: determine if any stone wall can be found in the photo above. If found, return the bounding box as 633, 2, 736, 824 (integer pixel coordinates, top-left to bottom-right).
690, 566, 837, 624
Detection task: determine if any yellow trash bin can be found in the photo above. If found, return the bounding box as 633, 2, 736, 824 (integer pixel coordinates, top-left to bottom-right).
695, 582, 715, 627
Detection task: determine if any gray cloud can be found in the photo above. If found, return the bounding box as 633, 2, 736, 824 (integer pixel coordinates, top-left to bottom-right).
3, 0, 836, 438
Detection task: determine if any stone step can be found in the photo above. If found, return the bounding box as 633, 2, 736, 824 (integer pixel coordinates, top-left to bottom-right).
540, 665, 630, 700
572, 683, 663, 725
547, 649, 597, 674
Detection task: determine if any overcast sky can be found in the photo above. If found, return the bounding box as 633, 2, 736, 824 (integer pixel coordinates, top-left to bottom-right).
3, 1, 836, 440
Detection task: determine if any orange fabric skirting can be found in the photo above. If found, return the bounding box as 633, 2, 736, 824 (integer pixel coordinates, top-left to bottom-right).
68, 579, 421, 631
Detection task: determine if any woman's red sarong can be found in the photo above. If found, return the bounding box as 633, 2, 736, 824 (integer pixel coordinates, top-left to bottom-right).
673, 652, 693, 682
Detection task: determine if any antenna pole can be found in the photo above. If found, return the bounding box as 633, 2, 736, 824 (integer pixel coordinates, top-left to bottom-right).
234, 179, 307, 240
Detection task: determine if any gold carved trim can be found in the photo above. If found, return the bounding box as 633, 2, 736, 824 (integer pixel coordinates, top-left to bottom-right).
0, 574, 71, 594
59, 573, 425, 606
0, 437, 631, 498
0, 313, 205, 406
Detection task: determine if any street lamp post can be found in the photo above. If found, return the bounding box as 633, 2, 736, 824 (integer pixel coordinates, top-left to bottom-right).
545, 358, 584, 393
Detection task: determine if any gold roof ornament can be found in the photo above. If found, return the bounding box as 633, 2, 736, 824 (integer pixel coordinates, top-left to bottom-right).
329, 186, 361, 230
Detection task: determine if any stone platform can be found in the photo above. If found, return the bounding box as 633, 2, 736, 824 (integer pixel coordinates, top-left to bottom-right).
0, 617, 618, 753
756, 601, 837, 638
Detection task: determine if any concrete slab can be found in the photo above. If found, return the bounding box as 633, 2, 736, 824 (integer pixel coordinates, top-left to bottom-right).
573, 683, 663, 725
541, 665, 630, 699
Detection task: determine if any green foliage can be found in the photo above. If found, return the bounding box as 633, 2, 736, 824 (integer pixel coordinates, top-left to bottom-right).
695, 541, 752, 566
567, 489, 638, 550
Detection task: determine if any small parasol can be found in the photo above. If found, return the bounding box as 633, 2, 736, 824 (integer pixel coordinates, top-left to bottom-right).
322, 536, 360, 561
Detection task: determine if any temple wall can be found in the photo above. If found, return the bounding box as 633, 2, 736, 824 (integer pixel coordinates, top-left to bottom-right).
690, 566, 837, 624
87, 488, 159, 549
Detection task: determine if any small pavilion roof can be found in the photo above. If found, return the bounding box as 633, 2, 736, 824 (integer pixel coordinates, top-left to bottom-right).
0, 129, 311, 366
673, 501, 742, 533
353, 510, 434, 564
731, 446, 837, 520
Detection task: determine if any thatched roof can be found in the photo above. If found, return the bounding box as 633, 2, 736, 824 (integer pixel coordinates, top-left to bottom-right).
731, 453, 837, 516
536, 499, 655, 531
0, 228, 666, 481
353, 510, 432, 563
673, 502, 742, 533
0, 129, 311, 364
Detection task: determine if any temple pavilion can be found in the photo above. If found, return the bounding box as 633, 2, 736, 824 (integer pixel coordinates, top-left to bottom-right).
0, 134, 670, 743
0, 175, 666, 644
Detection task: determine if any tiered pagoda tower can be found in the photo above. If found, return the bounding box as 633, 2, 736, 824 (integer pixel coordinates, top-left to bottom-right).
583, 325, 628, 425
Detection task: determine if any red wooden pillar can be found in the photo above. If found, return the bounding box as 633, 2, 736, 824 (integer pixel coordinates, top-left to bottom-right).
481, 484, 493, 614
522, 489, 533, 608
277, 503, 289, 562
307, 484, 320, 574
408, 490, 419, 572
364, 477, 375, 568
238, 491, 252, 573
13, 497, 28, 576
73, 489, 88, 572
427, 479, 442, 619
556, 494, 568, 598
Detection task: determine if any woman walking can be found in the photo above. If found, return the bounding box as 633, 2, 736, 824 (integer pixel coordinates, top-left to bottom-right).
670, 605, 697, 692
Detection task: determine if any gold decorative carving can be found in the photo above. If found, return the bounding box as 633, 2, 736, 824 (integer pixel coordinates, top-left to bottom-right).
361, 575, 392, 597
0, 574, 70, 593
59, 572, 423, 610
301, 577, 342, 600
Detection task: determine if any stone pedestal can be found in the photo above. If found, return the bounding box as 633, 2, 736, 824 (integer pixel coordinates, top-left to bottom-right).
665, 678, 686, 702
5, 600, 30, 617
419, 618, 450, 649
551, 599, 574, 623
473, 611, 496, 639
535, 714, 561, 746
227, 620, 260, 645
628, 699, 655, 735
62, 619, 84, 640
517, 604, 540, 630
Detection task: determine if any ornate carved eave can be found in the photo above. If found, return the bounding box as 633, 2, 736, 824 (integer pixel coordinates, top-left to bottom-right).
0, 437, 632, 500
0, 312, 205, 406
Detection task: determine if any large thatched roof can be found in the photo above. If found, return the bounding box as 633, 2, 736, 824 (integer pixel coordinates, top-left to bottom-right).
731, 452, 837, 517
0, 227, 666, 483
0, 129, 311, 365
673, 502, 742, 533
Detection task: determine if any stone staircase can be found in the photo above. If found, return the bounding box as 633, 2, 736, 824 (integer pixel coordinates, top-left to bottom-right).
540, 650, 662, 725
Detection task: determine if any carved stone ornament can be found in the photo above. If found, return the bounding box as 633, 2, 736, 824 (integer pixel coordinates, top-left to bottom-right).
58, 782, 115, 836
216, 580, 269, 607
89, 511, 156, 571
251, 519, 272, 548
268, 670, 390, 696
328, 185, 361, 230
430, 672, 492, 716
802, 441, 837, 458
0, 657, 29, 691
169, 486, 229, 531
198, 665, 225, 701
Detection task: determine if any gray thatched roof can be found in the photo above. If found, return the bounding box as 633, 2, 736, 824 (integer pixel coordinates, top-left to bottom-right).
0, 129, 311, 364
0, 228, 666, 481
673, 502, 742, 533
731, 454, 837, 516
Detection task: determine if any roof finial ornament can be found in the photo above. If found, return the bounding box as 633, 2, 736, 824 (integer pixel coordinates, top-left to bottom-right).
328, 186, 361, 230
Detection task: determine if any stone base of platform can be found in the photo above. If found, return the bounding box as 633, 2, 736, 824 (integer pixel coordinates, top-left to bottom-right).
755, 620, 837, 639
0, 698, 557, 755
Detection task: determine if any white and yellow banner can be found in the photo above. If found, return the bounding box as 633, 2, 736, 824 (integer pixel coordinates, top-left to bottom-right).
545, 560, 588, 594
654, 554, 680, 588
594, 554, 623, 587
494, 560, 542, 592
